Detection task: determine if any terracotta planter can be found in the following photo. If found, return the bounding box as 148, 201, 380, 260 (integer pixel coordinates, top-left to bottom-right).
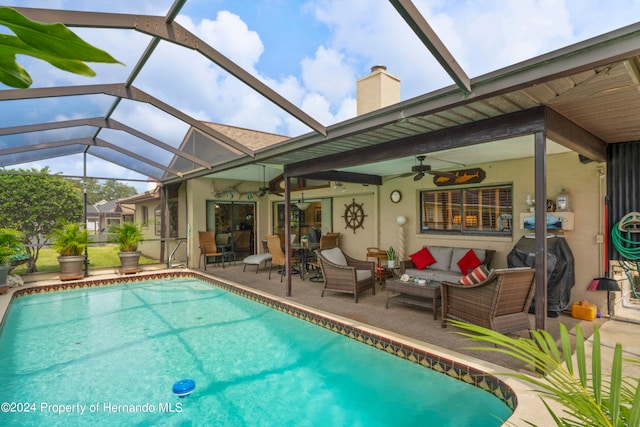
58, 255, 85, 281
118, 251, 141, 274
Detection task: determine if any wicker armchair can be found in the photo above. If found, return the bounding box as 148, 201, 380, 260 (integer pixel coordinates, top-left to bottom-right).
441, 268, 535, 333
316, 247, 375, 303
308, 234, 340, 282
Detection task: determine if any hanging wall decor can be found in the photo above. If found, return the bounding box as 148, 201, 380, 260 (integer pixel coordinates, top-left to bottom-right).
343, 199, 367, 233
433, 168, 486, 186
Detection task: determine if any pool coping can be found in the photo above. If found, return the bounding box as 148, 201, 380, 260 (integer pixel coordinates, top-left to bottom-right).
0, 270, 548, 425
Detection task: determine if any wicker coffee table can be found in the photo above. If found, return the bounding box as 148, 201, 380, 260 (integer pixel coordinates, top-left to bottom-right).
385, 279, 441, 319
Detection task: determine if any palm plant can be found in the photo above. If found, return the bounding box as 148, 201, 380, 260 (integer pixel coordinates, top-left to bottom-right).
451, 320, 640, 426
0, 7, 122, 89
50, 222, 88, 257
110, 222, 143, 253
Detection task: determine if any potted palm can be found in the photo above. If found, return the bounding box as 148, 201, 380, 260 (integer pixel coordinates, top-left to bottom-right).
50, 222, 88, 281
0, 228, 26, 287
110, 221, 144, 274
386, 246, 396, 268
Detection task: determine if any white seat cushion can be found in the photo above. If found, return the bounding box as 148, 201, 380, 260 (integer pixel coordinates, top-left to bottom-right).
356, 270, 372, 281
243, 254, 272, 265
322, 247, 348, 266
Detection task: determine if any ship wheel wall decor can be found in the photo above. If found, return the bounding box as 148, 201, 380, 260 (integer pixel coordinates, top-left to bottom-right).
343, 199, 367, 234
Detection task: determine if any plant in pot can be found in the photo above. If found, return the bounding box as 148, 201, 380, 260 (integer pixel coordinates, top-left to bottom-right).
386, 246, 396, 268
50, 221, 89, 281
0, 228, 26, 288
110, 221, 143, 274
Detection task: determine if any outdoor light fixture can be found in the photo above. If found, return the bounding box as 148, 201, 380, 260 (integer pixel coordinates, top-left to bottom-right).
295, 193, 310, 211
556, 188, 572, 212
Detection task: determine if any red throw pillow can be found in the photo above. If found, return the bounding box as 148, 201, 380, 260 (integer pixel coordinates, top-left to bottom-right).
457, 249, 482, 275
409, 247, 436, 270
459, 265, 490, 286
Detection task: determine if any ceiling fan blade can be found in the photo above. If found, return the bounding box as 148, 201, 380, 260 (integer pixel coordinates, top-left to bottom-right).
413, 172, 424, 181
384, 172, 413, 181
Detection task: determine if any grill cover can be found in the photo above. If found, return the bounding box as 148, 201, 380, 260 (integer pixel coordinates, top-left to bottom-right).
507, 236, 575, 317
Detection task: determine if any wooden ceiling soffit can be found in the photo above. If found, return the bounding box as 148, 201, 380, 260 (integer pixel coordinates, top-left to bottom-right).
13, 7, 327, 138
285, 107, 546, 177
545, 108, 606, 162
0, 83, 251, 157
292, 170, 382, 186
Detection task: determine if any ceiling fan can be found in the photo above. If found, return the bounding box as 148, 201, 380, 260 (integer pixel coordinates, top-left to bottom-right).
258, 165, 282, 197
411, 155, 458, 181
383, 155, 463, 181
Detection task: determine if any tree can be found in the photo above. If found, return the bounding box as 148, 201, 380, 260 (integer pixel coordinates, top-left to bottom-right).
0, 168, 83, 272
70, 178, 138, 205
0, 7, 121, 88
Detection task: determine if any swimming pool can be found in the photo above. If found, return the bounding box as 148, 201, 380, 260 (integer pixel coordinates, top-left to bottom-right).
0, 274, 513, 425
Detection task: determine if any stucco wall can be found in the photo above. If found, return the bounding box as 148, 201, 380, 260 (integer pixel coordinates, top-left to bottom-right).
378, 151, 606, 313
181, 151, 607, 314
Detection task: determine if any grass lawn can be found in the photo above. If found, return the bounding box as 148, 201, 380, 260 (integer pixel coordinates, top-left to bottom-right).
12, 244, 159, 274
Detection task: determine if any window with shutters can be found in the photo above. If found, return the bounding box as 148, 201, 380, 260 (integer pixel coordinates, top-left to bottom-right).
419, 185, 512, 236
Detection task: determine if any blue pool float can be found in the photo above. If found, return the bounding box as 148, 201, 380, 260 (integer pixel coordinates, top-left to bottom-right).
172, 379, 196, 397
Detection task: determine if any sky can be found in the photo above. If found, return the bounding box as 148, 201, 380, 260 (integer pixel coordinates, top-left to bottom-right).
1, 0, 640, 192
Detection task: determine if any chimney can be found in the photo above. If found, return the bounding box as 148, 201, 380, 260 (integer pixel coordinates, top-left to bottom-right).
356, 65, 401, 116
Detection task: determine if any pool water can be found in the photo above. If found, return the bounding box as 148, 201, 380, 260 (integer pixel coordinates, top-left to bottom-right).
0, 278, 512, 426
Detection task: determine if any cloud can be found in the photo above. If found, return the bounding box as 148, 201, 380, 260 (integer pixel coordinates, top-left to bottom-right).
301, 46, 356, 105
182, 11, 264, 72
4, 0, 640, 188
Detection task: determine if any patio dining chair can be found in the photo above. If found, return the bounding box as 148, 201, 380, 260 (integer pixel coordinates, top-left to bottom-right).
198, 231, 225, 271
266, 234, 299, 282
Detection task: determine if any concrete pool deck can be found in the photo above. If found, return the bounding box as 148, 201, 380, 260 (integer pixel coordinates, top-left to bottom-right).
2, 264, 640, 426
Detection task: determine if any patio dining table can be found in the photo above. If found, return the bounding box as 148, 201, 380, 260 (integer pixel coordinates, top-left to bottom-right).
291, 241, 320, 280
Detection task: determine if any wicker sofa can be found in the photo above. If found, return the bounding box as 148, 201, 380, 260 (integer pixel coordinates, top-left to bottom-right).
399, 246, 495, 283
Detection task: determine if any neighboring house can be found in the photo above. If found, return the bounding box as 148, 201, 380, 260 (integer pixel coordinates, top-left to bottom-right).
116, 185, 177, 262
85, 203, 100, 234
86, 199, 134, 242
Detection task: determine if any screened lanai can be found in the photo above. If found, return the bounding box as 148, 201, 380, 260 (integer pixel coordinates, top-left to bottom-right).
3, 1, 640, 188
3, 2, 640, 330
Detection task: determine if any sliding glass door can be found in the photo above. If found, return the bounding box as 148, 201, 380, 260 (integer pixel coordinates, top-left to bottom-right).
206, 201, 256, 259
